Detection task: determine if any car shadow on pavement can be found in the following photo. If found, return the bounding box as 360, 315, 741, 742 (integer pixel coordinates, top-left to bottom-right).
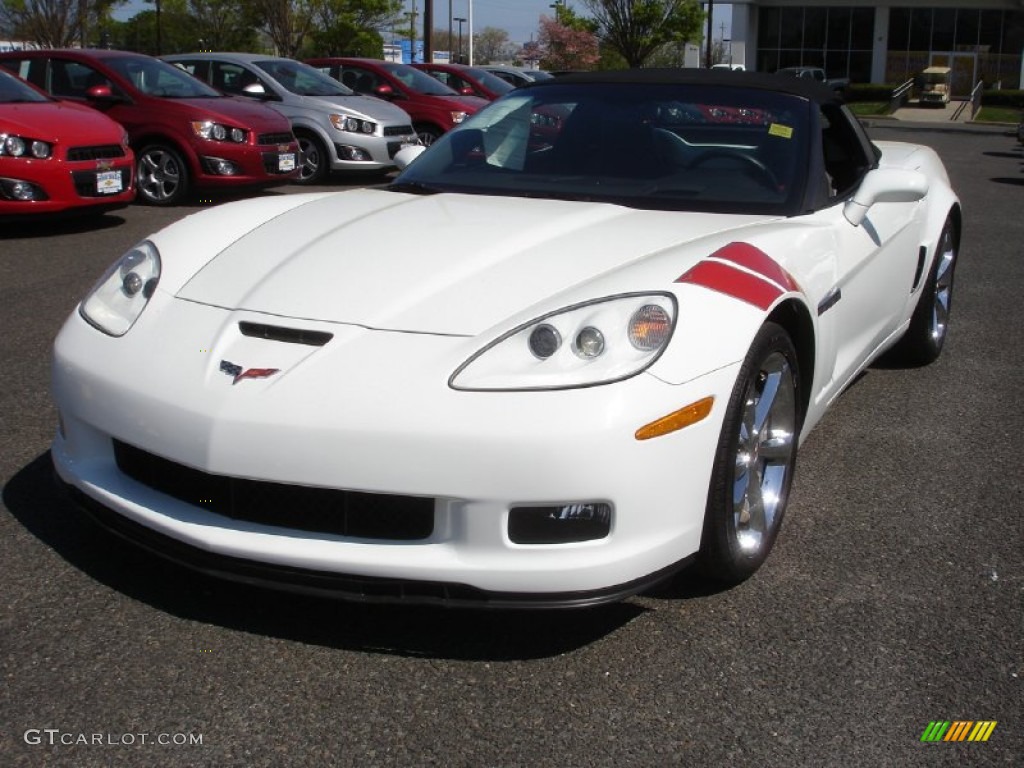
0, 212, 127, 239
4, 452, 646, 661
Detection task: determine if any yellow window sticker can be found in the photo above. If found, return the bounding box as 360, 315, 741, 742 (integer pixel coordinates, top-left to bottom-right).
769, 123, 794, 139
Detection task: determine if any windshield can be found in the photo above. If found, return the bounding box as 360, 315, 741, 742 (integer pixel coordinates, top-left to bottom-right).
465, 67, 515, 95
101, 54, 222, 98
0, 69, 49, 103
256, 59, 354, 97
391, 82, 810, 216
380, 62, 459, 96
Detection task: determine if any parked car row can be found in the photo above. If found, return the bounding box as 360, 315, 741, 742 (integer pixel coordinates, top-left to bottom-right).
1, 49, 513, 218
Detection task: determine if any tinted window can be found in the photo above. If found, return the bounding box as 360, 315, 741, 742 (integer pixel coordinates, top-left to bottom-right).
101, 55, 222, 98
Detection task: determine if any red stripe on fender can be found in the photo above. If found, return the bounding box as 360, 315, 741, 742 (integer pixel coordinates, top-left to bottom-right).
711, 242, 799, 292
677, 261, 782, 310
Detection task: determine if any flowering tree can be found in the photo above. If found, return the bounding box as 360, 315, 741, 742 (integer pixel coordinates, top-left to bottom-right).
537, 14, 599, 72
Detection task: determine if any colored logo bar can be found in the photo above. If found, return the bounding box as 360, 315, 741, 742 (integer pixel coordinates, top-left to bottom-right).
920, 721, 997, 742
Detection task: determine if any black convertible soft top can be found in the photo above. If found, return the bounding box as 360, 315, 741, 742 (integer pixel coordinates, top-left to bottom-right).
533, 67, 841, 106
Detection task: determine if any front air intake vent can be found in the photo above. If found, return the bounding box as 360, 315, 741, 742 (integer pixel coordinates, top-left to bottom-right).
239, 321, 333, 347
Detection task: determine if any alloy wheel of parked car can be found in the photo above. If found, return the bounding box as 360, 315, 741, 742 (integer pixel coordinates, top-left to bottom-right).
699, 322, 800, 584
137, 144, 188, 205
891, 217, 958, 365
296, 133, 328, 184
415, 124, 442, 147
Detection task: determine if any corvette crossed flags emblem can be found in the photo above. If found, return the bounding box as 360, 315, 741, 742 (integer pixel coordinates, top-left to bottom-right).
219, 360, 279, 385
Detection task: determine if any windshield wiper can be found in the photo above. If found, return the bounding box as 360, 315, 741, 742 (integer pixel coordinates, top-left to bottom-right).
387, 180, 443, 196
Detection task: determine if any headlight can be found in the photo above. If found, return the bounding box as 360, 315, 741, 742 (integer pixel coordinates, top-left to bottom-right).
1, 133, 52, 158
450, 111, 468, 124
191, 120, 246, 142
329, 114, 377, 134
80, 241, 161, 337
450, 294, 676, 391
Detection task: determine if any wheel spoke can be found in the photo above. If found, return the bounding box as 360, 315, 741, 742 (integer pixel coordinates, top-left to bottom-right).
758, 432, 794, 463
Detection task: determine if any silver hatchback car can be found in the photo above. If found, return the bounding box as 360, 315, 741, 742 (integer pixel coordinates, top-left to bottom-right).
166, 52, 418, 183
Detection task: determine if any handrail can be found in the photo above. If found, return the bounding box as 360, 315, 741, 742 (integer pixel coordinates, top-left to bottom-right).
969, 79, 984, 118
889, 78, 914, 113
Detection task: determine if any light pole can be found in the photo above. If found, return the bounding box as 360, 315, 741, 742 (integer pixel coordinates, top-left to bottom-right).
454, 17, 466, 64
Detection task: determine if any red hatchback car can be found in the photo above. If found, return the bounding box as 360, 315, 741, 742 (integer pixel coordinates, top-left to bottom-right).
412, 63, 515, 101
0, 49, 300, 205
306, 57, 487, 146
1, 67, 135, 218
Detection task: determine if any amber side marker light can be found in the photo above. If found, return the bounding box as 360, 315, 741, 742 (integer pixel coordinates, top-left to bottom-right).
635, 396, 715, 441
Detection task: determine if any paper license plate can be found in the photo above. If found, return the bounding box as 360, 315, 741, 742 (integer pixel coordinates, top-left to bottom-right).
96, 170, 122, 195
279, 153, 296, 172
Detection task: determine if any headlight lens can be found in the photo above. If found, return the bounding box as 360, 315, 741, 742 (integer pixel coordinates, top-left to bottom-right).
450, 294, 676, 391
191, 120, 246, 142
80, 241, 161, 336
329, 114, 377, 134
1, 134, 52, 158
450, 111, 468, 124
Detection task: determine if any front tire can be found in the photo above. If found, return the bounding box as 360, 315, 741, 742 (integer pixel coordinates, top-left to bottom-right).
296, 132, 329, 184
415, 124, 442, 147
698, 322, 800, 585
136, 144, 189, 205
889, 217, 958, 366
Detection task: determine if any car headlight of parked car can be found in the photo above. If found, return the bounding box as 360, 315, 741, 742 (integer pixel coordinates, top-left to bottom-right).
450, 111, 469, 124
450, 294, 676, 391
329, 114, 377, 134
0, 133, 52, 158
190, 121, 247, 143
80, 241, 161, 337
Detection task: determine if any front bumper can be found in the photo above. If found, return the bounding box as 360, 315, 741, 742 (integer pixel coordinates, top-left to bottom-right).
329, 128, 418, 171
51, 298, 737, 602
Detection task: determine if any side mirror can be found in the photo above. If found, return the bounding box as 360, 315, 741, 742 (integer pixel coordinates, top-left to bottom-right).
394, 144, 427, 170
844, 168, 928, 226
241, 82, 268, 99
459, 86, 475, 97
375, 83, 396, 99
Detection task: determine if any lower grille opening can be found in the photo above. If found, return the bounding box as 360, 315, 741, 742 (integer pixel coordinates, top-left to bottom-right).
113, 440, 434, 540
508, 503, 612, 544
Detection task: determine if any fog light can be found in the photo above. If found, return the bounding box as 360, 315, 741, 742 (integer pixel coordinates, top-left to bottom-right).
0, 178, 43, 200
203, 157, 238, 175
508, 503, 612, 544
337, 145, 371, 161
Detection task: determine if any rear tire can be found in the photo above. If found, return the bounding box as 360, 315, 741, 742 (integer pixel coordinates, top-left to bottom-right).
889, 217, 958, 366
697, 322, 801, 585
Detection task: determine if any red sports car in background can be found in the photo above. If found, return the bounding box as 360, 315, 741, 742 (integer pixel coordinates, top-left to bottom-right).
1, 67, 135, 218
412, 63, 515, 101
0, 49, 300, 205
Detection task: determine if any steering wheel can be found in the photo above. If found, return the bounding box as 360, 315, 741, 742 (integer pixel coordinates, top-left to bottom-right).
688, 150, 781, 190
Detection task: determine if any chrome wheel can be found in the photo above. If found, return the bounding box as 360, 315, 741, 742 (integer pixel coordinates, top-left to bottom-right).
929, 226, 956, 345
732, 351, 797, 555
137, 145, 186, 205
698, 322, 800, 584
416, 126, 441, 147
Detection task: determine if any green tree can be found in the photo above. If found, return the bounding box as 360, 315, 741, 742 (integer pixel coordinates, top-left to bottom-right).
0, 0, 122, 47
472, 25, 512, 65
306, 0, 399, 57
582, 0, 703, 69
188, 0, 260, 51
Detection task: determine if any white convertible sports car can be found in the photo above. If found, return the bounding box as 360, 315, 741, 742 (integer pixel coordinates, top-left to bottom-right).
52, 70, 960, 607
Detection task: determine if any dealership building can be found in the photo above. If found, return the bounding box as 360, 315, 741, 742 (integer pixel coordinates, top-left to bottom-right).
724, 0, 1024, 96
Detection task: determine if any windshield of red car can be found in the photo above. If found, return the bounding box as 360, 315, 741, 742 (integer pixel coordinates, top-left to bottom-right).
391, 82, 811, 216
381, 62, 460, 96
100, 54, 223, 98
0, 69, 49, 103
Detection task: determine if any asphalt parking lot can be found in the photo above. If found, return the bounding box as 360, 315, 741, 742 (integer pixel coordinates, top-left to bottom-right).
1, 122, 1021, 767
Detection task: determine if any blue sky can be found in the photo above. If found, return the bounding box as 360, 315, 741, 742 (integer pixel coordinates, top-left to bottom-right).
113, 1, 731, 49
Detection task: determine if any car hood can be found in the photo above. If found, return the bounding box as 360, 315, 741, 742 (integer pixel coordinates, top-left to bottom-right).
172, 96, 291, 130
176, 190, 764, 336
293, 93, 411, 124
0, 100, 123, 144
